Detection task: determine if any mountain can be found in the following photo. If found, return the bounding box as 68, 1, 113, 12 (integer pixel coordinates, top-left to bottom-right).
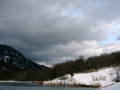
0, 60, 22, 70
0, 44, 48, 70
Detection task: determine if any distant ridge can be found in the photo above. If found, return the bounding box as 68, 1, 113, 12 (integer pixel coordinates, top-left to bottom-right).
0, 44, 48, 70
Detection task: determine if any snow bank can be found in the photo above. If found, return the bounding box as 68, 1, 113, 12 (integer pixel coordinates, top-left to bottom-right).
95, 82, 120, 90
43, 67, 117, 87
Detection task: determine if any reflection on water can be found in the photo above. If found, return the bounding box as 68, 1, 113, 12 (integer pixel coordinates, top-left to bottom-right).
0, 82, 37, 86
0, 82, 95, 90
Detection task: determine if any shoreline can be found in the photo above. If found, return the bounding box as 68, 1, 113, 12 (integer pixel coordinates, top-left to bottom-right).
0, 80, 37, 83
0, 80, 97, 88
1, 80, 119, 89
42, 83, 100, 88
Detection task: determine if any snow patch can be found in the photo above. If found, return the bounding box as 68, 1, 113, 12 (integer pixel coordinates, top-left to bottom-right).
4, 56, 10, 62
96, 82, 120, 90
43, 67, 117, 87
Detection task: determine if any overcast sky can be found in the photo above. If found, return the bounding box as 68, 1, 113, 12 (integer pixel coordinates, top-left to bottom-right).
0, 0, 120, 66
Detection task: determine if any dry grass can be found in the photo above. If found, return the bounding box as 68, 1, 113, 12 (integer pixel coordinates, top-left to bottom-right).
59, 77, 67, 80
37, 81, 43, 85
89, 83, 101, 88
44, 83, 101, 88
83, 69, 98, 73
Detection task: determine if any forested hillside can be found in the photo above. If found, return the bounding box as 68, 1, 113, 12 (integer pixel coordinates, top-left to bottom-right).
0, 60, 22, 71
50, 51, 120, 79
0, 51, 120, 81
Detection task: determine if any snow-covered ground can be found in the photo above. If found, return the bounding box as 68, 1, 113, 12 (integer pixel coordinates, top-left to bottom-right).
43, 67, 117, 87
95, 82, 120, 90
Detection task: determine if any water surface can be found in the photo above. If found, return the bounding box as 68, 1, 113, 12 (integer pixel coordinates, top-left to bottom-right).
0, 82, 95, 90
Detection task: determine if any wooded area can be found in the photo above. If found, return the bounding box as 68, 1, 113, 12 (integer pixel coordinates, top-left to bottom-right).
0, 51, 120, 81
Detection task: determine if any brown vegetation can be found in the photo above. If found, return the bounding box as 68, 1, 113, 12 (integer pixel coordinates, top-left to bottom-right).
37, 81, 43, 85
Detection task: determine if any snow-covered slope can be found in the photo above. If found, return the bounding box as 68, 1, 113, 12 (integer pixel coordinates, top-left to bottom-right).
43, 67, 117, 87
96, 82, 120, 90
0, 44, 48, 70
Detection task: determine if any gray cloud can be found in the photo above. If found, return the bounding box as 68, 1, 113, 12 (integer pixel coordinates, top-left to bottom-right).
0, 0, 120, 65
117, 36, 120, 40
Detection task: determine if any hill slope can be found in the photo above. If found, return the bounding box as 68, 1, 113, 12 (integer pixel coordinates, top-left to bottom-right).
43, 67, 117, 87
0, 60, 22, 71
0, 44, 48, 70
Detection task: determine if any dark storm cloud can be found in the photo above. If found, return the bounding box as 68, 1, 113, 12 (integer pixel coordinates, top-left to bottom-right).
0, 0, 120, 65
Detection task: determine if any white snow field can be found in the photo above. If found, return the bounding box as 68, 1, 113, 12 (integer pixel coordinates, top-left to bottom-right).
95, 82, 120, 90
43, 67, 118, 87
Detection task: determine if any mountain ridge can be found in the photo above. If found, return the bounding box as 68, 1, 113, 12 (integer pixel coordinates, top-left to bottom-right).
0, 44, 48, 70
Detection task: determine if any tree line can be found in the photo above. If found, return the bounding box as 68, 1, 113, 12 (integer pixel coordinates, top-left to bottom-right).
0, 51, 120, 81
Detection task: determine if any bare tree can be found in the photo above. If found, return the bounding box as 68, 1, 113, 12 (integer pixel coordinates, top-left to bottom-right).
114, 64, 120, 79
